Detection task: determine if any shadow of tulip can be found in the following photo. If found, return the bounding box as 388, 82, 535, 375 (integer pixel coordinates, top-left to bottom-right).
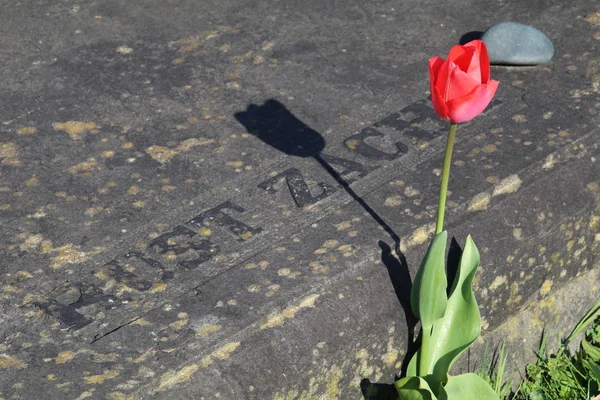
235, 99, 400, 246
234, 99, 325, 158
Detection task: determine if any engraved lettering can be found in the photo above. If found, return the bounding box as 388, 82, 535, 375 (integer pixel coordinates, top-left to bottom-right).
318, 153, 376, 184
188, 201, 262, 241
374, 99, 443, 141
93, 260, 155, 292
344, 127, 409, 160
257, 168, 336, 208
149, 225, 220, 269
33, 283, 117, 329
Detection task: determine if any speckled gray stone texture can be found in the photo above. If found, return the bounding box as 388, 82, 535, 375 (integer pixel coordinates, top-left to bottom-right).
0, 1, 598, 399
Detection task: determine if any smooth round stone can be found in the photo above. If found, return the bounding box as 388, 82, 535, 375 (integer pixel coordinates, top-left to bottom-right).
482, 21, 554, 65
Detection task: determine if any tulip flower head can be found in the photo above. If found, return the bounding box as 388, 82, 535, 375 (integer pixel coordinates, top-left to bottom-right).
429, 40, 499, 124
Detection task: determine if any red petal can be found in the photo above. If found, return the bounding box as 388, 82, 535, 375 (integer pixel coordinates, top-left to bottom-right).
446, 80, 499, 123
447, 65, 481, 102
435, 60, 458, 101
428, 56, 444, 86
448, 44, 478, 78
464, 40, 490, 83
431, 84, 450, 121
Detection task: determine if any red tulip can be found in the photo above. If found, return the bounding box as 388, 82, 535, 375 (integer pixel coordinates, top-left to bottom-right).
428, 40, 499, 124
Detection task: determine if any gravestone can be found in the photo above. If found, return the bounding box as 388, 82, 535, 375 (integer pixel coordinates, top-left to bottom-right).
0, 1, 599, 399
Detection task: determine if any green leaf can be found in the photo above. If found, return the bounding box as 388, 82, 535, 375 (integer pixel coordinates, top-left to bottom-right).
419, 235, 482, 390
582, 338, 600, 362
439, 373, 499, 400
395, 376, 436, 400
410, 231, 448, 331
583, 358, 600, 384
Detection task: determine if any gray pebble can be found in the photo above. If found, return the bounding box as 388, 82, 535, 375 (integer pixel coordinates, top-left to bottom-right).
482, 21, 554, 65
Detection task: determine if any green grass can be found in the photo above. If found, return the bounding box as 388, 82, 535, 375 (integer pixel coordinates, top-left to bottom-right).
478, 298, 600, 400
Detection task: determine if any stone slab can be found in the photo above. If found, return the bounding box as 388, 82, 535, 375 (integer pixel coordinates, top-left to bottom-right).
0, 0, 599, 399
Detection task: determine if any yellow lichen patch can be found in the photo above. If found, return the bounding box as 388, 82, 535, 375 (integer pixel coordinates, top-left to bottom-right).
334, 221, 352, 231
539, 279, 553, 296
226, 161, 243, 167
493, 174, 522, 197
17, 127, 36, 135
75, 390, 95, 399
196, 324, 222, 337
169, 319, 189, 330
50, 244, 90, 269
542, 153, 557, 170
131, 318, 150, 326
400, 223, 435, 253
326, 366, 343, 399
345, 139, 359, 150
127, 186, 140, 195
199, 227, 212, 236
404, 186, 419, 197
323, 240, 339, 248
84, 206, 105, 217
260, 294, 320, 329
277, 268, 300, 278
52, 121, 97, 141
146, 146, 177, 164
232, 51, 253, 63
513, 228, 523, 240
0, 354, 26, 369
67, 158, 99, 175
584, 12, 600, 24
383, 195, 403, 207
116, 45, 133, 54
381, 337, 399, 367
84, 370, 119, 384
19, 233, 47, 251
507, 282, 522, 306
26, 177, 39, 186
247, 284, 260, 292
176, 137, 214, 152
55, 350, 77, 364
482, 144, 497, 153
239, 231, 253, 240
176, 37, 201, 53
468, 192, 491, 211
157, 342, 240, 392
587, 181, 599, 192
0, 142, 20, 166
589, 215, 599, 231
107, 392, 134, 400
489, 275, 507, 290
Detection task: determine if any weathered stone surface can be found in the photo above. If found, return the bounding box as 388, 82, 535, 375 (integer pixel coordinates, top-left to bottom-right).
482, 21, 555, 65
0, 1, 598, 399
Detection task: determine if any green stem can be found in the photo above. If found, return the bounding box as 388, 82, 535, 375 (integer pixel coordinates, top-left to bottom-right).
435, 123, 457, 235
419, 324, 432, 376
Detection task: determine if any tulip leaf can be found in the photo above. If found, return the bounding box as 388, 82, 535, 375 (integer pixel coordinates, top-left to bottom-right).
395, 376, 436, 400
438, 373, 499, 400
410, 231, 448, 332
423, 235, 482, 390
